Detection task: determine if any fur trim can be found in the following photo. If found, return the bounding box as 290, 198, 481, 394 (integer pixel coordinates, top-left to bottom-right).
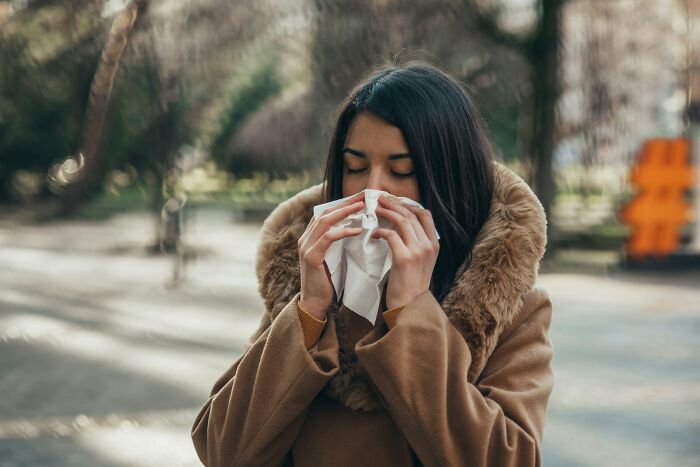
253, 161, 547, 411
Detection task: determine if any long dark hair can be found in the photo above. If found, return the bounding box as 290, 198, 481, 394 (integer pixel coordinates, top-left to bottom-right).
322, 60, 496, 304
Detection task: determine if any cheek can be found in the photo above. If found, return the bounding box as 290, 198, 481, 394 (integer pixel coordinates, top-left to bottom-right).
398, 179, 420, 203
342, 178, 358, 199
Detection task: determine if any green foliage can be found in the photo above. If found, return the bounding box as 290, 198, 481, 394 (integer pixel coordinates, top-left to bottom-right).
102, 60, 193, 180
0, 33, 98, 200
479, 101, 522, 162
0, 26, 194, 204
210, 57, 283, 167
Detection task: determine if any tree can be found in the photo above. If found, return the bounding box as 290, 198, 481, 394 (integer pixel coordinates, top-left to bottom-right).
309, 0, 531, 169
59, 0, 139, 214
0, 0, 103, 202
459, 0, 569, 249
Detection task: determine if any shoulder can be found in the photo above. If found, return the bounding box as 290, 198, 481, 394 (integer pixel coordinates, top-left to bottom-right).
477, 285, 554, 384
254, 183, 323, 318
496, 286, 553, 346
255, 183, 323, 281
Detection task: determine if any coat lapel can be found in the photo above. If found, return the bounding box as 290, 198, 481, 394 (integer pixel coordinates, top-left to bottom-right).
254, 160, 547, 412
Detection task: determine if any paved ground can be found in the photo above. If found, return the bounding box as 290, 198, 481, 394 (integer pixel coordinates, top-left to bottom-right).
0, 208, 698, 467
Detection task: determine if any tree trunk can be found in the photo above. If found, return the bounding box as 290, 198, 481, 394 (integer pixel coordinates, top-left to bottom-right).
526, 1, 563, 257
60, 1, 138, 215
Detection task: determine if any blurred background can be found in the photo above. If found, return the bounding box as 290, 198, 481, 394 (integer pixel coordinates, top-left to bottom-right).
1, 0, 699, 466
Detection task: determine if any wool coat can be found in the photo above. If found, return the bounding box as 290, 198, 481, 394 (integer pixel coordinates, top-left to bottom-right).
191, 160, 554, 466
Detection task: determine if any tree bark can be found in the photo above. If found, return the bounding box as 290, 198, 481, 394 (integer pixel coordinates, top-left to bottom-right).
526, 1, 563, 255
60, 1, 139, 215
463, 0, 566, 256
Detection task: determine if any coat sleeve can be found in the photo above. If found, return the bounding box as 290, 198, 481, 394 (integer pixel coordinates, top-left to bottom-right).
354, 287, 554, 467
191, 291, 340, 467
297, 299, 329, 350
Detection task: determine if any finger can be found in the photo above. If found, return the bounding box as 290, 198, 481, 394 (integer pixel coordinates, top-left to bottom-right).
403, 203, 439, 245
370, 228, 409, 259
307, 200, 365, 246
301, 193, 365, 246
378, 196, 426, 243
319, 191, 366, 217
307, 226, 363, 263
374, 205, 419, 246
299, 192, 364, 245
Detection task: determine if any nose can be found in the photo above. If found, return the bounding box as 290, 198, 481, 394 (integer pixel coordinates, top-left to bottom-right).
365, 167, 388, 193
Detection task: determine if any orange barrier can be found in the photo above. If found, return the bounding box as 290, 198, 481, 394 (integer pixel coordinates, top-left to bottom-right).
620, 138, 694, 258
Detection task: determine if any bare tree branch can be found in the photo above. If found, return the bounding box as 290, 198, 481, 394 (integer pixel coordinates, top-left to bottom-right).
457, 0, 532, 53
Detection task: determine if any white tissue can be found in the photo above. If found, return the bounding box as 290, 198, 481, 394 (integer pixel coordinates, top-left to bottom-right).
312, 189, 440, 325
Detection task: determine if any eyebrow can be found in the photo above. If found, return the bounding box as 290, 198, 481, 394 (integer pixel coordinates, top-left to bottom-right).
342, 147, 411, 160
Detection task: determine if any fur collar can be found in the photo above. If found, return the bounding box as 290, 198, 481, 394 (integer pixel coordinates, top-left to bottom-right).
254, 160, 547, 412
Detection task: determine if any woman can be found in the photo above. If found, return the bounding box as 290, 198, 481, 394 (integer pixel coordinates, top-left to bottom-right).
191, 60, 554, 466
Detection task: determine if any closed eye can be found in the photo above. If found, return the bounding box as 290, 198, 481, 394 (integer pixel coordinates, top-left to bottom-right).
346, 167, 415, 178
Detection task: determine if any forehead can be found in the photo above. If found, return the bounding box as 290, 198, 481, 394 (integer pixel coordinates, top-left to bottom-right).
345, 113, 408, 155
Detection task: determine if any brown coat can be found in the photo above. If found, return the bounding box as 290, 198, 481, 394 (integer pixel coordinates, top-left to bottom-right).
191, 161, 554, 466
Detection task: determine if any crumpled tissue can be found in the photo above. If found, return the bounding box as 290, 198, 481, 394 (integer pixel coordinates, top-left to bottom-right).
312, 189, 440, 325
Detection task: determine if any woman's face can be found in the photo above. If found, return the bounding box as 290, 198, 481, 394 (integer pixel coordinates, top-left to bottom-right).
341, 112, 420, 203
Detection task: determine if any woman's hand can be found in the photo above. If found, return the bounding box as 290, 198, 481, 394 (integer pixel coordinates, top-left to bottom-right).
297, 191, 365, 320
371, 195, 440, 310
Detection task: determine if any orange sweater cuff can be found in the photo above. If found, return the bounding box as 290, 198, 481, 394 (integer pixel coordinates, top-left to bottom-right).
297, 300, 327, 350
382, 305, 405, 329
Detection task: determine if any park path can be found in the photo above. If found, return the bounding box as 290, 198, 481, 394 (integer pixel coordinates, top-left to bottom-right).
0, 209, 698, 466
